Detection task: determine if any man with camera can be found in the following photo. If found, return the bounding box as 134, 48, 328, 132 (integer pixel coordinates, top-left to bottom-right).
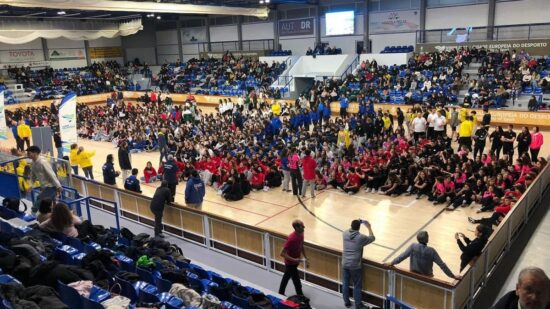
342, 219, 375, 308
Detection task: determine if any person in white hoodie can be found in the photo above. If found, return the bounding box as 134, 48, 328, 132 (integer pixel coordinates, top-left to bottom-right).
342, 219, 375, 309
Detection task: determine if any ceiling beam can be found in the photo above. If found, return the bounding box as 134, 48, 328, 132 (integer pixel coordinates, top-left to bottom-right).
0, 0, 269, 18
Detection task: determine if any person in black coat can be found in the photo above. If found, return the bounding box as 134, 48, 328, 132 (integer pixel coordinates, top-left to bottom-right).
53, 130, 63, 159
223, 177, 243, 201
118, 141, 132, 181
102, 154, 120, 185
150, 180, 172, 238
455, 224, 489, 271
162, 155, 178, 202
491, 267, 549, 309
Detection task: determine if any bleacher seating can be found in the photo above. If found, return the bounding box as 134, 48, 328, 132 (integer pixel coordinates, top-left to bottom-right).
269, 50, 292, 56
380, 45, 414, 53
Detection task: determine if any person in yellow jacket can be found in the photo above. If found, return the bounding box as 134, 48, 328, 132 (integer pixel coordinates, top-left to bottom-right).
459, 104, 469, 123
77, 146, 96, 180
337, 127, 351, 149
17, 120, 31, 151
17, 164, 40, 197
458, 115, 474, 151
69, 144, 80, 175
382, 113, 392, 132
271, 100, 281, 116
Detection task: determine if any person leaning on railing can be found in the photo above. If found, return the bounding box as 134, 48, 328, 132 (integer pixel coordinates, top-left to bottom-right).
384, 231, 462, 281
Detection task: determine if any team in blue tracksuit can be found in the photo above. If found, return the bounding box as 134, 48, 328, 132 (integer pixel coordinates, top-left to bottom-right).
124, 173, 142, 193
163, 157, 178, 201
185, 172, 205, 206
102, 156, 118, 185
339, 96, 349, 118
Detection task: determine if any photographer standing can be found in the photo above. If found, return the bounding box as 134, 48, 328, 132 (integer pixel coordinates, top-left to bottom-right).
342, 219, 375, 309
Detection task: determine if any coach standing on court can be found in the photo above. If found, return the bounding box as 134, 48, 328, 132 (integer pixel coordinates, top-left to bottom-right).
279, 219, 309, 297
163, 155, 178, 202
342, 220, 375, 309
150, 180, 172, 238
339, 94, 349, 118
118, 141, 132, 181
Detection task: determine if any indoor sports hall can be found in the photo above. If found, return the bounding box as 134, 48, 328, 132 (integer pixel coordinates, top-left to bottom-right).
0, 1, 549, 309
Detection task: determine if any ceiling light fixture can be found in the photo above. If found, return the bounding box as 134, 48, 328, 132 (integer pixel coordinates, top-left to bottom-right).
265, 0, 270, 3
259, 0, 264, 4
57, 10, 66, 15
156, 15, 161, 20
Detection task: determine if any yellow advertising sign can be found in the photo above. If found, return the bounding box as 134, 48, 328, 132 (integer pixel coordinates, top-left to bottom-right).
89, 47, 123, 59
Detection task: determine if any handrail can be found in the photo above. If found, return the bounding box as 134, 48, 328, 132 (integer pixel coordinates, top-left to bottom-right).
340, 55, 360, 80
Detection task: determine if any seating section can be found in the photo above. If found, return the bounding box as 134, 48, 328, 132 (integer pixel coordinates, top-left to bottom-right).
381, 46, 414, 53
0, 200, 290, 309
157, 57, 286, 97
1, 61, 127, 104
269, 50, 292, 56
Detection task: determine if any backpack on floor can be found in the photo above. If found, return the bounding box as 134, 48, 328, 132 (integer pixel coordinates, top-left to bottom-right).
286, 295, 312, 309
2, 197, 27, 213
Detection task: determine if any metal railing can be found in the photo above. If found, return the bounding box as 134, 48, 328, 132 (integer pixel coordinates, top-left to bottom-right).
417, 22, 550, 43
199, 39, 275, 53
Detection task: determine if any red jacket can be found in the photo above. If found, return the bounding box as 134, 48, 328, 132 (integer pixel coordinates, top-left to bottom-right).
251, 172, 265, 186
302, 155, 317, 180
143, 167, 157, 183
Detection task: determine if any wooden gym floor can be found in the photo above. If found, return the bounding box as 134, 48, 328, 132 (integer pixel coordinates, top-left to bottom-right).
3, 106, 550, 283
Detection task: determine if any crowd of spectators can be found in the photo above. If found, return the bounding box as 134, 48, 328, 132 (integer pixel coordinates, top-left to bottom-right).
306, 43, 342, 56
154, 52, 286, 96
4, 61, 129, 100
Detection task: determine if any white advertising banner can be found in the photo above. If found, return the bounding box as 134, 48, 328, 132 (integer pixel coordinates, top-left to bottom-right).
0, 92, 6, 141
0, 49, 43, 64
369, 10, 420, 34
59, 92, 78, 154
49, 48, 86, 61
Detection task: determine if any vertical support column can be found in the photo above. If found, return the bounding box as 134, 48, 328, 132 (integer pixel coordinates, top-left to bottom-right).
273, 9, 280, 51
315, 4, 321, 45
84, 40, 92, 66
363, 1, 370, 53
487, 0, 496, 40
419, 0, 427, 43
176, 21, 184, 62
263, 233, 271, 270
237, 16, 243, 51
205, 17, 212, 52
41, 38, 49, 61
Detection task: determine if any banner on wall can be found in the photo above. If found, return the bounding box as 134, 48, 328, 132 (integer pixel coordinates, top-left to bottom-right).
89, 47, 122, 59
369, 10, 420, 34
49, 48, 86, 61
58, 92, 78, 154
278, 18, 314, 37
0, 91, 6, 141
0, 49, 43, 64
1, 61, 51, 69
417, 38, 550, 56
199, 51, 265, 59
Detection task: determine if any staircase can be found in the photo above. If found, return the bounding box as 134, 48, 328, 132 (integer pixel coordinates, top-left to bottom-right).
1, 77, 34, 103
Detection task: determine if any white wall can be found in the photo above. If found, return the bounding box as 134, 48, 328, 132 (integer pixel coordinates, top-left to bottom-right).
370, 32, 416, 54
126, 48, 156, 66
242, 22, 274, 40
280, 37, 316, 55
426, 4, 488, 30
290, 55, 350, 77
156, 30, 179, 64
495, 0, 550, 26
210, 25, 238, 42
360, 53, 412, 66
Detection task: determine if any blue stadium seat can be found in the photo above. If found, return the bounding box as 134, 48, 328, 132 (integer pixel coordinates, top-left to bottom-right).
57, 280, 82, 309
